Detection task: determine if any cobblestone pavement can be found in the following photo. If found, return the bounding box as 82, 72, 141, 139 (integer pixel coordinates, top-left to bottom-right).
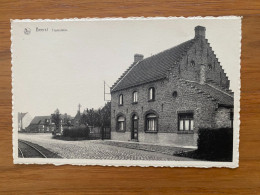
18, 133, 193, 161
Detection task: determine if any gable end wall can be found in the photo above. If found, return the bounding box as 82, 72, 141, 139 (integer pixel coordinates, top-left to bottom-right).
175, 38, 230, 90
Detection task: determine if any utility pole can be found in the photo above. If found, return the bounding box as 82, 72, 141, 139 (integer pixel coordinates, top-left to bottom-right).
104, 81, 106, 101
104, 81, 111, 102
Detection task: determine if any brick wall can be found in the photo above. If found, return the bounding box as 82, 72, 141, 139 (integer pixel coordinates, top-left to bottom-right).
111, 74, 219, 145
175, 37, 230, 90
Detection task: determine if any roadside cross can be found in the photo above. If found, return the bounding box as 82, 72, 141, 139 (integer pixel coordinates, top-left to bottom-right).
78, 103, 81, 113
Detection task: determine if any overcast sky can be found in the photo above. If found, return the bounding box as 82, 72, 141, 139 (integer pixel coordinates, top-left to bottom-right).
12, 17, 241, 118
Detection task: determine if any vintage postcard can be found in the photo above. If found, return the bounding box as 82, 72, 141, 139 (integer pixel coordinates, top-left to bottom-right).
11, 17, 241, 167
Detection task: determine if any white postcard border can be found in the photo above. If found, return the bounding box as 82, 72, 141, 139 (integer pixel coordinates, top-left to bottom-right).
11, 16, 241, 168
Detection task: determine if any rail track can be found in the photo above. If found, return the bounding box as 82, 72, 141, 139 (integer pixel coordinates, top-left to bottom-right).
18, 147, 24, 158
18, 140, 47, 158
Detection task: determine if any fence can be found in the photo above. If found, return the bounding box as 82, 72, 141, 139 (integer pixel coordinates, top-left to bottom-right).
89, 126, 111, 140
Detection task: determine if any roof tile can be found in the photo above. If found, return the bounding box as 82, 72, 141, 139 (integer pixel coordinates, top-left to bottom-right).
111, 39, 195, 92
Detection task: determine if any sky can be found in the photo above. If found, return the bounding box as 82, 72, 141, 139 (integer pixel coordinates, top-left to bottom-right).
12, 17, 241, 118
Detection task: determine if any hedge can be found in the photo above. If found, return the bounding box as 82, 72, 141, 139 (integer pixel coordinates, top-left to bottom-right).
63, 126, 90, 138
197, 128, 233, 161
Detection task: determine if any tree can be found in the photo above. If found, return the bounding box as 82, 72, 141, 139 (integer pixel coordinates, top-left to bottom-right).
80, 113, 88, 126
51, 109, 61, 132
79, 102, 111, 128
100, 102, 111, 127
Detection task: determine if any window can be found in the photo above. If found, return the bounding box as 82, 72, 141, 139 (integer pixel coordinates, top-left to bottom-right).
190, 60, 195, 67
119, 94, 123, 105
117, 116, 125, 131
133, 91, 138, 103
145, 113, 158, 132
148, 87, 155, 101
172, 91, 177, 98
178, 113, 194, 132
208, 64, 212, 70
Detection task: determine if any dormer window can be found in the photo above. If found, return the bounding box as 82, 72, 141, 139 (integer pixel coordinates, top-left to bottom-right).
148, 87, 155, 101
119, 94, 123, 105
133, 91, 138, 103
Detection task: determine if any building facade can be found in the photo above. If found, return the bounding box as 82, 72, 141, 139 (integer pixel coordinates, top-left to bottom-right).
26, 116, 52, 133
26, 113, 73, 133
110, 26, 234, 147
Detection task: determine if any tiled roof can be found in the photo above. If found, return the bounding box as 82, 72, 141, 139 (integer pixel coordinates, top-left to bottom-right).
111, 39, 196, 92
30, 116, 50, 125
184, 80, 234, 106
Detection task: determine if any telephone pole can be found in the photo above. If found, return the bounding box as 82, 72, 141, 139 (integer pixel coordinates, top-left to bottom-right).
104, 81, 111, 102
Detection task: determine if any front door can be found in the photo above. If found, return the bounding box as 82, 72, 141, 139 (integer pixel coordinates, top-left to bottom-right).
131, 115, 138, 140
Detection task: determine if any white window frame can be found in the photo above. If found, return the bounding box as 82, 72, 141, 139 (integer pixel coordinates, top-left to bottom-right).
117, 116, 125, 132
178, 113, 194, 132
133, 91, 138, 103
119, 94, 123, 105
148, 87, 155, 101
146, 113, 157, 132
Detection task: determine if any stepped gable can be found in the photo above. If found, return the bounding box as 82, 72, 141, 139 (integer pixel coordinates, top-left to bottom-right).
111, 39, 196, 92
184, 80, 234, 107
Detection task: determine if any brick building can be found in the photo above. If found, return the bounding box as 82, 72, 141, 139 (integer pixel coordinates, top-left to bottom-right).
110, 26, 234, 147
26, 116, 52, 133
26, 114, 72, 133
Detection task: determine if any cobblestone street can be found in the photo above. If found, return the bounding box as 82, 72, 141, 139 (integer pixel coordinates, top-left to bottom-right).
18, 133, 193, 161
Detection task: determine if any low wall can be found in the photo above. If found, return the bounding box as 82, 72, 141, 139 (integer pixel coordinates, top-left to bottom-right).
111, 132, 131, 141
111, 132, 198, 147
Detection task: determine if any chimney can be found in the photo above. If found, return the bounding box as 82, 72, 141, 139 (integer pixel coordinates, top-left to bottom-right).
195, 26, 206, 38
134, 54, 144, 63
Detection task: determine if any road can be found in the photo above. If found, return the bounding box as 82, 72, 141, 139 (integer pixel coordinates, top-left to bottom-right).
18, 133, 193, 161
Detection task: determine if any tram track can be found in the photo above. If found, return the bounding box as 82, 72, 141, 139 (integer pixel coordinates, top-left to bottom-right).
18, 147, 24, 158
18, 140, 47, 158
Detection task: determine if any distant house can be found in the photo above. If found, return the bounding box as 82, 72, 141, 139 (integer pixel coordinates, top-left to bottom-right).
18, 112, 32, 132
25, 111, 74, 134
26, 116, 52, 133
110, 26, 234, 147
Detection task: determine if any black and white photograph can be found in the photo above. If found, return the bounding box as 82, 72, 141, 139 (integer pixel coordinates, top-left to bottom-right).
11, 17, 241, 167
